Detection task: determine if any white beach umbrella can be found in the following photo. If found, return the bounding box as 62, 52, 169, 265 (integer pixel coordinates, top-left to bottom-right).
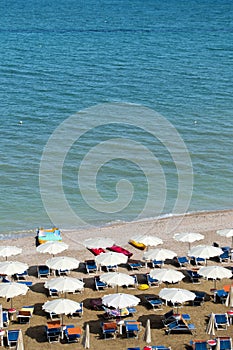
144, 318, 151, 344
83, 323, 90, 349
150, 268, 185, 284
84, 237, 115, 249
225, 285, 233, 308
0, 282, 28, 308
173, 232, 204, 249
45, 277, 84, 294
0, 305, 2, 329
46, 256, 80, 271
143, 248, 177, 262
188, 245, 223, 264
95, 252, 128, 267
42, 298, 81, 324
16, 329, 24, 350
159, 288, 195, 312
199, 265, 232, 289
36, 241, 68, 256
217, 229, 233, 246
215, 338, 221, 350
100, 272, 135, 292
0, 246, 22, 260
131, 234, 163, 247
0, 261, 28, 276
102, 293, 140, 309
206, 312, 215, 338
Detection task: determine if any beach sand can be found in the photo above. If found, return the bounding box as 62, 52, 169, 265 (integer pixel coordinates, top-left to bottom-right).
1, 209, 233, 349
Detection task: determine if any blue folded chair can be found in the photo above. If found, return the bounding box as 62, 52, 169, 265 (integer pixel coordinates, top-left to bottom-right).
7, 330, 20, 347
127, 348, 140, 350
152, 347, 172, 350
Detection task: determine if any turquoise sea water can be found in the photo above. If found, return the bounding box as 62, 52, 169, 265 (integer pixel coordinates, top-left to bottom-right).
0, 0, 233, 235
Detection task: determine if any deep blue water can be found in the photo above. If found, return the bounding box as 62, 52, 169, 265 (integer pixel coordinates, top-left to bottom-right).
0, 0, 233, 235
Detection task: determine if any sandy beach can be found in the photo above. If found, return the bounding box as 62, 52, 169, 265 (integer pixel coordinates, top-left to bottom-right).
1, 209, 233, 349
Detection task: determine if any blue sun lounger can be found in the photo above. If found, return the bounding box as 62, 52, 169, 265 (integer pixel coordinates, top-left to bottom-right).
7, 330, 20, 347
165, 320, 196, 335
190, 340, 208, 350
214, 313, 229, 330
64, 324, 82, 343
124, 320, 141, 338
215, 337, 233, 350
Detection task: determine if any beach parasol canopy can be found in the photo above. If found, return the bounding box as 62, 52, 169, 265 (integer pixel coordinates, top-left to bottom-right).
159, 288, 195, 312
36, 241, 68, 256
173, 232, 204, 249
100, 272, 135, 292
0, 246, 22, 260
143, 248, 177, 262
46, 256, 80, 272
42, 298, 81, 324
217, 228, 233, 246
150, 268, 185, 284
95, 252, 128, 267
131, 234, 163, 247
188, 245, 223, 264
0, 282, 28, 308
83, 237, 115, 249
44, 276, 84, 294
198, 265, 232, 289
0, 261, 28, 276
102, 293, 140, 309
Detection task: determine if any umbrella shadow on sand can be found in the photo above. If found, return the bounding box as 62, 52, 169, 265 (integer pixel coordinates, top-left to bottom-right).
27, 265, 38, 277
26, 325, 48, 343
83, 319, 102, 338
30, 282, 48, 295
138, 314, 163, 329
82, 276, 96, 290
31, 303, 47, 317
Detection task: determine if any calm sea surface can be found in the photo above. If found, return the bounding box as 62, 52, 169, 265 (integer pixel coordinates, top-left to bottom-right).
0, 0, 233, 236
